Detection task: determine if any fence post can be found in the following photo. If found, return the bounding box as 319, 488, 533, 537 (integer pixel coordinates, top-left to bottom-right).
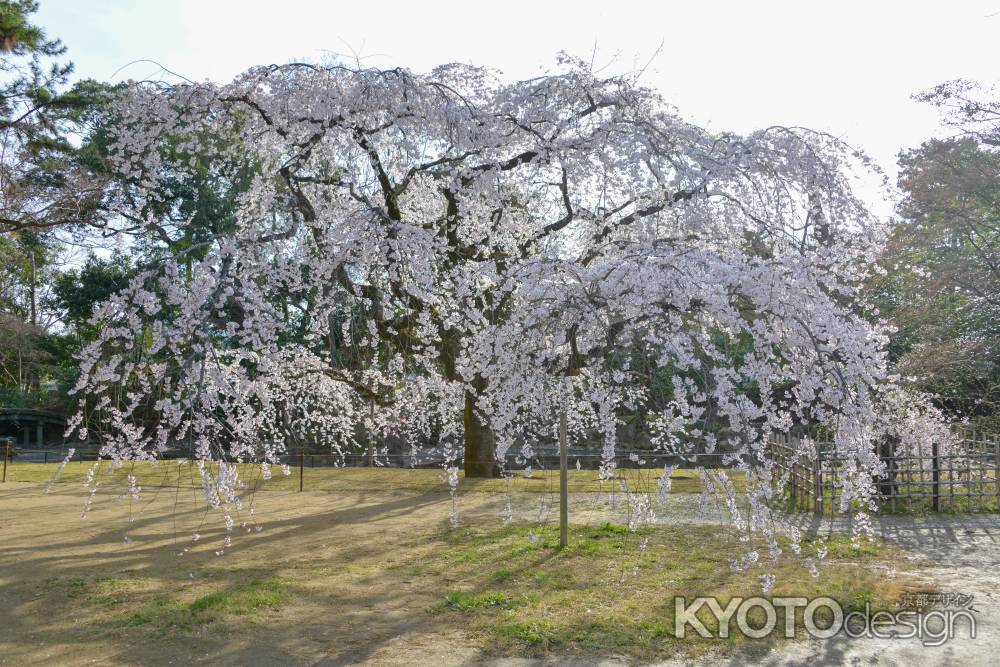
994, 440, 999, 507
299, 448, 304, 492
2, 440, 8, 482
878, 436, 899, 513
785, 435, 793, 508
931, 441, 941, 512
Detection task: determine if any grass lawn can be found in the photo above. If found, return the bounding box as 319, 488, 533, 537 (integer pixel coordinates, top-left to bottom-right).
0, 480, 924, 666
4, 459, 745, 494
428, 523, 912, 659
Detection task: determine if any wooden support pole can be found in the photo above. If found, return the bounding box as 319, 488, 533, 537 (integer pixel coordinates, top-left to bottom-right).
368, 400, 375, 467
299, 448, 305, 492
931, 441, 941, 512
813, 452, 822, 515
793, 449, 797, 509
559, 409, 568, 550
2, 440, 8, 482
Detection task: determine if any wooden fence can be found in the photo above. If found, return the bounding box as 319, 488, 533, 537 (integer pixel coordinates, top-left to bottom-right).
767, 429, 1000, 514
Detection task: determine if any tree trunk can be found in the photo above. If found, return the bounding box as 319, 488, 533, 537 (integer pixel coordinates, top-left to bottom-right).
463, 389, 499, 477
29, 251, 37, 327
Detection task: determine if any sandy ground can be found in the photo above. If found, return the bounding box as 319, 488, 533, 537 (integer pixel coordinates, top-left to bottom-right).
0, 482, 995, 666
616, 506, 994, 667
720, 512, 1000, 667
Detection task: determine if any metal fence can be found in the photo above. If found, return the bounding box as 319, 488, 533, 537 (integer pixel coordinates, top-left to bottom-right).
12, 430, 999, 515
0, 441, 734, 491
767, 430, 1000, 514
1, 447, 729, 469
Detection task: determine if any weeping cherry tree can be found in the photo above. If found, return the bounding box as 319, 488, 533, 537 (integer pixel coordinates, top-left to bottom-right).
68, 55, 946, 561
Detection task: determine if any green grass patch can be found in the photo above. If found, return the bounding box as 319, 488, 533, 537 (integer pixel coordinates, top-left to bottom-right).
423, 522, 909, 659
442, 591, 516, 610
46, 573, 156, 606
108, 577, 292, 634
188, 576, 291, 613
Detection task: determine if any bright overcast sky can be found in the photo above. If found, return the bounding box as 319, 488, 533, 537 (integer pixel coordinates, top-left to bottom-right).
37, 0, 1000, 214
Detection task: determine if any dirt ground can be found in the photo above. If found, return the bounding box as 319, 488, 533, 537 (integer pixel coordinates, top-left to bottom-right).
0, 482, 505, 666
0, 479, 992, 666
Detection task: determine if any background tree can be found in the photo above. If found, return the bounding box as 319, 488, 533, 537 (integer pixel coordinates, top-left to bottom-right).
874, 82, 1000, 428
0, 0, 109, 235
0, 215, 64, 405
0, 1, 115, 412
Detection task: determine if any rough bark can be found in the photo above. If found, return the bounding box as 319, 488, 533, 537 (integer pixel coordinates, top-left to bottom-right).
463, 389, 499, 477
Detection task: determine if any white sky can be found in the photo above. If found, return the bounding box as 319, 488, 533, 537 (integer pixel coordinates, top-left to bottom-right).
37, 0, 1000, 215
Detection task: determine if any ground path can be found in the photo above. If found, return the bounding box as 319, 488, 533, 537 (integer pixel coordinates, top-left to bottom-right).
0, 482, 996, 666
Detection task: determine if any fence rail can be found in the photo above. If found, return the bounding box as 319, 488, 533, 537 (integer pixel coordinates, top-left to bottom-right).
767, 430, 1000, 514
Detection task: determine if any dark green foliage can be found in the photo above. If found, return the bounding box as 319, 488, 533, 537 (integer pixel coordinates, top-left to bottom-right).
52, 252, 134, 332
874, 137, 1000, 426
